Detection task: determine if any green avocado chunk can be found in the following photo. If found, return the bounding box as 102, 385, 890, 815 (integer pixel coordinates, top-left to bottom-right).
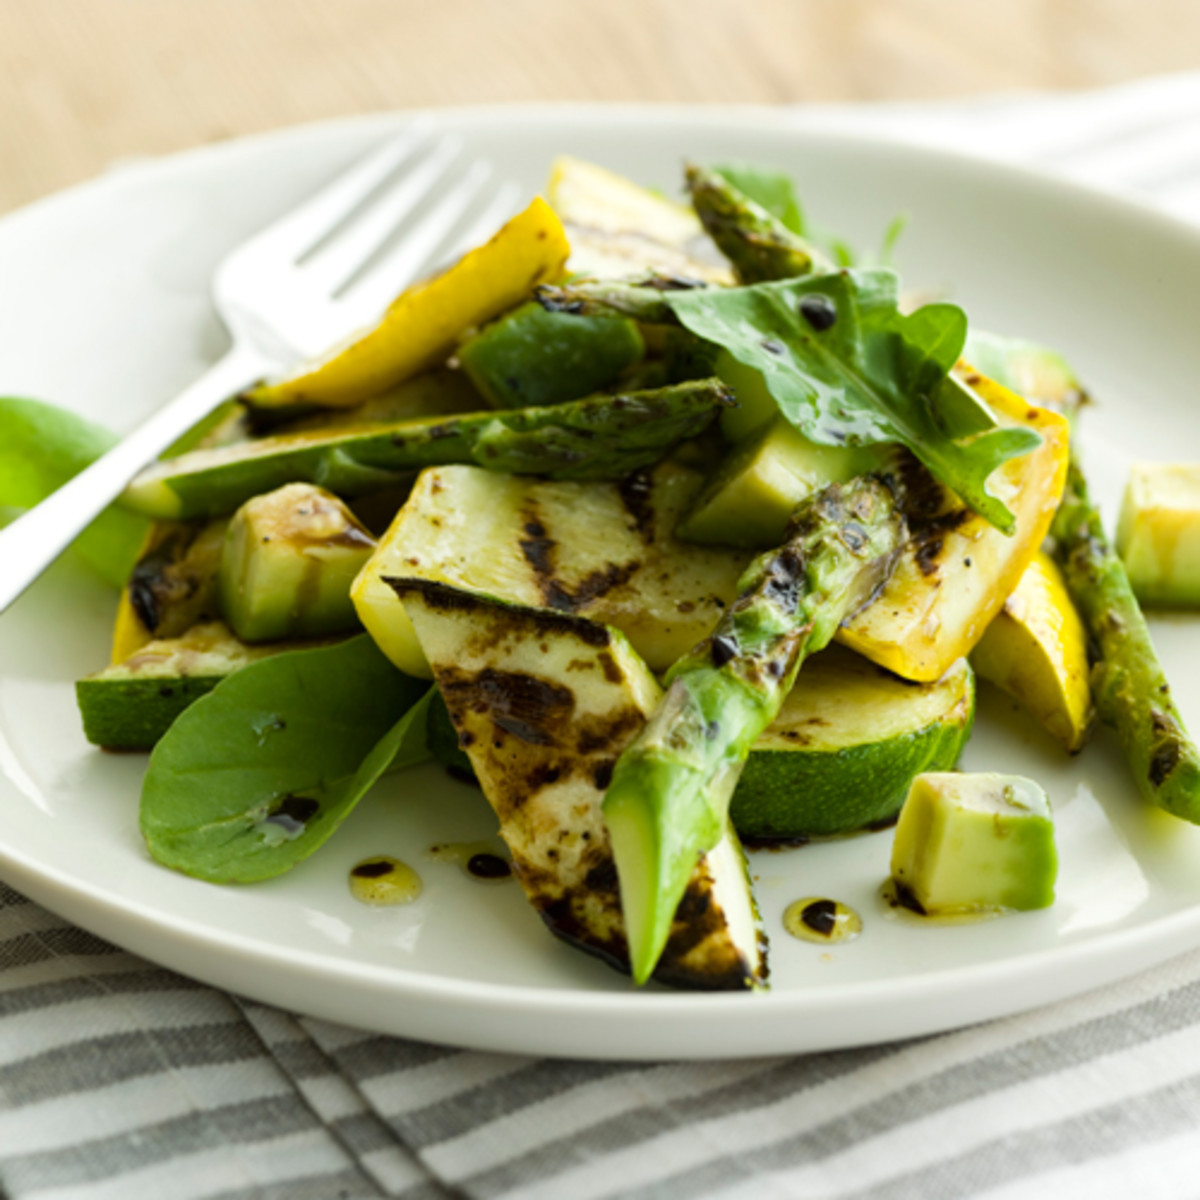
219, 483, 376, 643
76, 621, 294, 749
889, 771, 1057, 914
458, 301, 645, 410
677, 417, 883, 548
1116, 462, 1200, 607
730, 648, 974, 840
715, 350, 779, 443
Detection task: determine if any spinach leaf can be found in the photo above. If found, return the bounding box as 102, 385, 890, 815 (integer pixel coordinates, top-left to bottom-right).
664, 268, 1042, 532
0, 397, 150, 587
713, 163, 806, 234
140, 635, 430, 883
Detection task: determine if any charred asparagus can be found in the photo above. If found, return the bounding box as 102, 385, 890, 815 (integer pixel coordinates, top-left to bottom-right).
603, 475, 906, 983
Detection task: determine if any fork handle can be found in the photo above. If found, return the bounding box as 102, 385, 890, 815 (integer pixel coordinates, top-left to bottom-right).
0, 344, 269, 616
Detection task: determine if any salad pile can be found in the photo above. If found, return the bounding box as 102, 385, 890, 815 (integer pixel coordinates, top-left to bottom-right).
21, 154, 1198, 990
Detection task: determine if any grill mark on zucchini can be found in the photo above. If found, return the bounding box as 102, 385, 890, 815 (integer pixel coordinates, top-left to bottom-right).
382, 577, 613, 647
575, 707, 644, 756
552, 562, 641, 612
438, 667, 574, 748
128, 521, 224, 637
129, 525, 200, 633
532, 850, 752, 992
618, 469, 656, 540
517, 501, 642, 612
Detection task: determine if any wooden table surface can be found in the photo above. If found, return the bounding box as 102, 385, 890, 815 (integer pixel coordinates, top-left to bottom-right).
3, 0, 1200, 215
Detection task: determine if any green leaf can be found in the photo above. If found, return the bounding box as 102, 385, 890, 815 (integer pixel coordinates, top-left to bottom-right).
0, 397, 150, 587
663, 269, 1042, 532
824, 236, 858, 268
711, 161, 871, 268
876, 212, 909, 267
712, 163, 806, 234
139, 636, 430, 883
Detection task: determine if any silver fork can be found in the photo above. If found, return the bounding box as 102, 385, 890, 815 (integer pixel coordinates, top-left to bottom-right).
0, 124, 521, 615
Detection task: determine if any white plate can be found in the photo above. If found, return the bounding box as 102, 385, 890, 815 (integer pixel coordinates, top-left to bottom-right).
4, 108, 1200, 1060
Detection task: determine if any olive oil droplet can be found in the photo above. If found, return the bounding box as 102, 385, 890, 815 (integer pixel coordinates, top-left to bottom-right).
783, 897, 862, 944
349, 857, 422, 906
466, 853, 511, 880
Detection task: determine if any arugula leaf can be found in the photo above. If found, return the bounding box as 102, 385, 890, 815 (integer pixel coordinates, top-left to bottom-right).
664, 268, 1042, 532
140, 636, 430, 883
0, 397, 150, 587
713, 163, 805, 234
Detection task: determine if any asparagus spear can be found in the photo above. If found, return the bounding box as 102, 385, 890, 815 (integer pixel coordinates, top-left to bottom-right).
1051, 459, 1200, 821
536, 277, 693, 324
121, 380, 734, 520
603, 475, 907, 983
684, 163, 828, 283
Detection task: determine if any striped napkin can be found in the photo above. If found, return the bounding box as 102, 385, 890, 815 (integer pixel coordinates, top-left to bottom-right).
7, 72, 1200, 1200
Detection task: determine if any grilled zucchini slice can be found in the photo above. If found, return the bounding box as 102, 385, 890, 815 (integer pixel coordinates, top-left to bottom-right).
353, 461, 751, 679
391, 577, 766, 990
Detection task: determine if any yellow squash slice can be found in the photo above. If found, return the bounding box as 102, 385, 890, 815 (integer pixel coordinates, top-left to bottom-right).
111, 590, 151, 665
971, 550, 1093, 752
838, 375, 1070, 682
247, 197, 570, 410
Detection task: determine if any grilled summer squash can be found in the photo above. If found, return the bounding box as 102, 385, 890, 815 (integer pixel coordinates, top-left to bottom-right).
390, 577, 766, 990
353, 461, 752, 679
111, 518, 230, 663
838, 375, 1070, 681
78, 621, 292, 749
219, 483, 376, 642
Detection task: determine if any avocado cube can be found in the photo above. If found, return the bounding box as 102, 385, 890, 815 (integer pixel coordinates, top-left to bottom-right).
1116, 463, 1200, 607
890, 772, 1057, 914
678, 418, 881, 549
219, 483, 376, 643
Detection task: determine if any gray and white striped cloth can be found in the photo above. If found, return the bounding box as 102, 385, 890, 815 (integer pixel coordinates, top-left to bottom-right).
8, 72, 1200, 1200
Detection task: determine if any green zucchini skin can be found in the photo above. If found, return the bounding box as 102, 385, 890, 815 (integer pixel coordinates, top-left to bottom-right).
77, 674, 226, 751
76, 622, 298, 750
458, 301, 645, 410
730, 654, 976, 840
